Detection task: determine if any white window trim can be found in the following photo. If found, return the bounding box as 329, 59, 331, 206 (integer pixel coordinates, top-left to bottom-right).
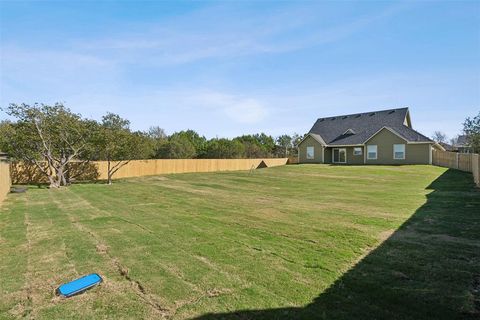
353, 147, 362, 156
332, 148, 347, 164
393, 144, 406, 160
306, 146, 314, 160
367, 145, 377, 160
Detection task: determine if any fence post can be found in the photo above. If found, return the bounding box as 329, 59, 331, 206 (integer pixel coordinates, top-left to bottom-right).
456, 153, 459, 170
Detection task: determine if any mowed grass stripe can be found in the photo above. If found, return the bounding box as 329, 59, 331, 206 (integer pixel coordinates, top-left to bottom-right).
67, 184, 300, 307
0, 196, 28, 317
1, 165, 478, 319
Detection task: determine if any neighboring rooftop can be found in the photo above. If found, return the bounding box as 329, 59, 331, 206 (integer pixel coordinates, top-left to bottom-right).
455, 135, 469, 147
439, 142, 455, 152
308, 107, 433, 145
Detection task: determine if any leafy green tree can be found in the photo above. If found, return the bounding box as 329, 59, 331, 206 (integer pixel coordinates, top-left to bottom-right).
253, 133, 275, 154
276, 134, 293, 157
242, 141, 264, 158
156, 134, 197, 159
169, 130, 207, 157
291, 133, 304, 157
463, 112, 480, 153
1, 103, 95, 188
147, 126, 168, 158
95, 113, 151, 184
204, 138, 245, 158
234, 133, 275, 158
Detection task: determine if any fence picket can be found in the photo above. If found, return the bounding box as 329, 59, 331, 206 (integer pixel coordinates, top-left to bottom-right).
11, 158, 289, 184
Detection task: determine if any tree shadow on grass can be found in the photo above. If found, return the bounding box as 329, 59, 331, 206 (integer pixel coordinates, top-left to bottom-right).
194, 169, 480, 320
10, 161, 100, 184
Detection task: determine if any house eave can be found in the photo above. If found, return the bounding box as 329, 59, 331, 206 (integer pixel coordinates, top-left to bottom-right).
299, 133, 327, 146
326, 144, 363, 147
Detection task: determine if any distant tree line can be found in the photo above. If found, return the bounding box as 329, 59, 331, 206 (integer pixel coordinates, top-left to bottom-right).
151, 129, 303, 160
0, 103, 304, 187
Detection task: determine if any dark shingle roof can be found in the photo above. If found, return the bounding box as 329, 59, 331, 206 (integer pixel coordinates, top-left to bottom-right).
308, 107, 432, 145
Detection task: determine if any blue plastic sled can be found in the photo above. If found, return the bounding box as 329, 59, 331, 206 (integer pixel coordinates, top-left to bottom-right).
56, 273, 102, 297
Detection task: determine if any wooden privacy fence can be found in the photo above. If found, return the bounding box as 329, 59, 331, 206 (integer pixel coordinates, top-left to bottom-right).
12, 158, 289, 184
287, 156, 299, 164
432, 150, 480, 186
95, 158, 288, 180
0, 161, 11, 204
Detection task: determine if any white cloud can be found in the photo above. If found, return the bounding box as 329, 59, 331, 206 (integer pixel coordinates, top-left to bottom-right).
189, 91, 268, 124
48, 88, 268, 134
63, 3, 408, 66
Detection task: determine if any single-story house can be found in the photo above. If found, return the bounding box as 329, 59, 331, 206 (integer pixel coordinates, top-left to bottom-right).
298, 107, 444, 165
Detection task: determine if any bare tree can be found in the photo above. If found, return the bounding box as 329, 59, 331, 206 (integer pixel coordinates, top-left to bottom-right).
431, 131, 447, 143
450, 135, 459, 146
148, 126, 167, 140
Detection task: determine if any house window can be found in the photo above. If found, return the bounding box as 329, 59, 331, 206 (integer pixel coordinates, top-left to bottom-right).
393, 144, 405, 159
353, 147, 362, 156
306, 146, 314, 159
367, 145, 377, 160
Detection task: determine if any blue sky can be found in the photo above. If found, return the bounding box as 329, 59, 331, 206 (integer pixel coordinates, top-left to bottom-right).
1, 1, 479, 139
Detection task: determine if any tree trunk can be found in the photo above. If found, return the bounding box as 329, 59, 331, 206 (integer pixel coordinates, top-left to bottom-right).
55, 160, 68, 187
61, 168, 67, 186
107, 160, 112, 185
47, 175, 57, 188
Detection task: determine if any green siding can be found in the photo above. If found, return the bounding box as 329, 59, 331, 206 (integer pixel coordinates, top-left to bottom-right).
347, 147, 364, 164
326, 147, 364, 164
365, 128, 431, 164
298, 136, 324, 163
299, 129, 431, 165
324, 148, 332, 164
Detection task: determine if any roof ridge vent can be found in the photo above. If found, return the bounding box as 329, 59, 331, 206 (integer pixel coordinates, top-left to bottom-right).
369, 112, 376, 116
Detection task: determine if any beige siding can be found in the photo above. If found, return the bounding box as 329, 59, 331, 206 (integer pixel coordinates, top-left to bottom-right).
298, 136, 324, 163
365, 128, 431, 164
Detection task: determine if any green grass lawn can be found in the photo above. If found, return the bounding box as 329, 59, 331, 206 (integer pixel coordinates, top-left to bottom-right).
0, 165, 479, 319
